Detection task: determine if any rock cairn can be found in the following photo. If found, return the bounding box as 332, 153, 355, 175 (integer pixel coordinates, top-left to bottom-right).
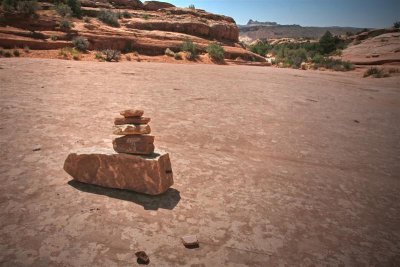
113, 109, 155, 155
63, 109, 174, 195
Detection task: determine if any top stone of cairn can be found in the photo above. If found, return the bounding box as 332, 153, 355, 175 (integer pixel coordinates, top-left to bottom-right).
120, 109, 144, 118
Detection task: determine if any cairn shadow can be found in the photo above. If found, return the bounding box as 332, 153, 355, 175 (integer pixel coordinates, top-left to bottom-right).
68, 180, 181, 210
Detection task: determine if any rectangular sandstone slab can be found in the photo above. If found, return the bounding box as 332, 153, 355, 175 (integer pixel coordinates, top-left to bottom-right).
113, 135, 155, 155
113, 124, 151, 135
120, 109, 144, 118
63, 147, 173, 195
114, 116, 151, 125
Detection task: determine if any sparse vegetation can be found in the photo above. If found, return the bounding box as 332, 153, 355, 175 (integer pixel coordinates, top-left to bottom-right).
174, 52, 182, 60
4, 51, 12, 57
2, 0, 39, 16
102, 49, 121, 62
188, 4, 195, 9
23, 46, 30, 53
72, 36, 89, 52
363, 67, 390, 78
394, 21, 400, 29
95, 51, 103, 60
13, 49, 20, 56
67, 0, 81, 18
142, 13, 150, 20
55, 3, 72, 17
59, 19, 74, 31
181, 39, 197, 59
98, 9, 120, 27
51, 35, 58, 41
165, 48, 175, 57
122, 11, 131, 18
83, 16, 91, 23
249, 40, 270, 57
206, 43, 225, 61
0, 48, 4, 56
312, 58, 354, 71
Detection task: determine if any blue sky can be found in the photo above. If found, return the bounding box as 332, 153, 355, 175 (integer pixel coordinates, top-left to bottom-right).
168, 0, 399, 28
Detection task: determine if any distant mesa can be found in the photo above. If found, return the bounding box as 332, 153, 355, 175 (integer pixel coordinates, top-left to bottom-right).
247, 19, 278, 26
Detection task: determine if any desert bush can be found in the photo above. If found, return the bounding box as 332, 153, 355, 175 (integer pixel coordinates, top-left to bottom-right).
102, 49, 120, 62
23, 46, 30, 53
122, 10, 131, 18
55, 3, 72, 17
181, 39, 197, 59
165, 48, 175, 57
50, 35, 57, 41
13, 49, 20, 56
123, 41, 134, 53
0, 48, 4, 56
394, 21, 400, 29
314, 58, 354, 71
188, 4, 195, 9
4, 50, 12, 57
206, 42, 225, 61
67, 0, 81, 18
174, 52, 182, 60
59, 47, 70, 58
59, 20, 74, 31
98, 9, 119, 27
125, 55, 131, 61
142, 13, 149, 20
388, 68, 399, 74
311, 53, 323, 64
16, 0, 38, 16
72, 36, 89, 51
95, 51, 103, 60
363, 67, 389, 78
249, 41, 270, 57
83, 16, 91, 23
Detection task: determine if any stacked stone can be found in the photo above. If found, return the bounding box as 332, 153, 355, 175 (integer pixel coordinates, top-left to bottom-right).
112, 109, 155, 155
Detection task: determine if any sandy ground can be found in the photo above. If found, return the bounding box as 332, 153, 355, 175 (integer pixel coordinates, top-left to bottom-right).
0, 58, 399, 266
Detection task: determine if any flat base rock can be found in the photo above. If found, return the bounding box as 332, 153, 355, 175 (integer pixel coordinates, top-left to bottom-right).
113, 135, 155, 155
64, 147, 173, 195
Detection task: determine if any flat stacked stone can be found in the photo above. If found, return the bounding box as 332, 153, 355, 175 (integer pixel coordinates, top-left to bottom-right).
113, 109, 154, 155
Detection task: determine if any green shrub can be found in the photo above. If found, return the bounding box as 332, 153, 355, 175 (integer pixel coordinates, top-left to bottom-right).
16, 0, 38, 16
312, 53, 324, 64
181, 39, 197, 59
55, 3, 72, 17
72, 36, 89, 51
249, 41, 270, 57
122, 10, 131, 18
95, 51, 103, 60
142, 13, 149, 20
165, 48, 175, 57
51, 35, 58, 41
188, 4, 195, 9
13, 49, 20, 56
67, 0, 81, 18
102, 49, 120, 62
59, 20, 74, 31
319, 31, 342, 55
363, 67, 390, 78
4, 50, 12, 57
98, 9, 120, 27
83, 16, 91, 23
206, 42, 225, 61
394, 21, 400, 29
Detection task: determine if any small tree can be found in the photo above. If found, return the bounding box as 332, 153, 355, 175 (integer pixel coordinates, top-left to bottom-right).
188, 4, 195, 9
319, 31, 339, 55
394, 21, 400, 29
55, 3, 72, 17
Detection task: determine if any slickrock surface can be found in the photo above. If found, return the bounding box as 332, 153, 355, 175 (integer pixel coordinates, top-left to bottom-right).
63, 147, 173, 195
113, 135, 155, 154
113, 124, 151, 135
1, 58, 399, 266
114, 116, 151, 125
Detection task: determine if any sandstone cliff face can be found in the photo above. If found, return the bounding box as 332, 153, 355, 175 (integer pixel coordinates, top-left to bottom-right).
0, 0, 264, 61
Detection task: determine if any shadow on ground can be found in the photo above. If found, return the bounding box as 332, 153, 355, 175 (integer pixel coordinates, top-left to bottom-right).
68, 180, 181, 210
